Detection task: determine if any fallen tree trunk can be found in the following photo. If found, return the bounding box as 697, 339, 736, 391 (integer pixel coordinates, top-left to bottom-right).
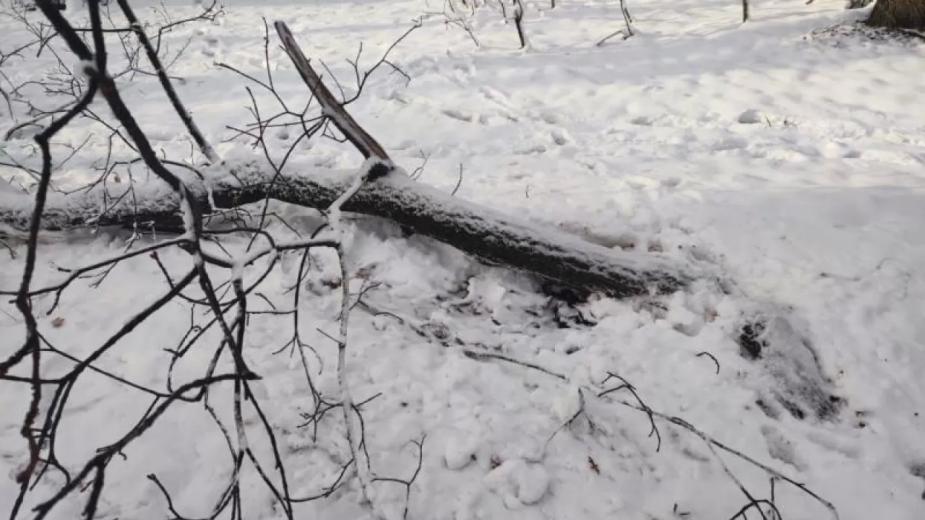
0, 161, 695, 298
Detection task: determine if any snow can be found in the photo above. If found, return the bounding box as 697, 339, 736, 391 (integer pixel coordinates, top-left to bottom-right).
443, 431, 479, 471
2, 0, 925, 519
484, 459, 550, 507
737, 108, 765, 125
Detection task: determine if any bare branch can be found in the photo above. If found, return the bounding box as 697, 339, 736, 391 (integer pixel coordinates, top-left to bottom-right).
274, 21, 395, 161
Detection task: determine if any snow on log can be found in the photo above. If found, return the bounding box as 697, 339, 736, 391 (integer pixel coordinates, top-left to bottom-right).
0, 161, 695, 298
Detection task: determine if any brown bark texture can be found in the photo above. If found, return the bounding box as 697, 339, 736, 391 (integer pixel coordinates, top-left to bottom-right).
868, 0, 925, 30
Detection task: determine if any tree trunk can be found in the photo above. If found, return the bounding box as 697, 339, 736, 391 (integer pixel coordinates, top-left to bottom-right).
868, 0, 925, 30
0, 162, 696, 298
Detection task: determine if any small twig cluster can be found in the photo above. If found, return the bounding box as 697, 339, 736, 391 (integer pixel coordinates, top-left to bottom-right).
423, 0, 530, 49
597, 0, 635, 46
454, 336, 839, 520
423, 0, 483, 47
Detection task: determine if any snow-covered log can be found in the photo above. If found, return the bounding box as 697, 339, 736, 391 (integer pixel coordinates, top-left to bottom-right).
0, 161, 694, 298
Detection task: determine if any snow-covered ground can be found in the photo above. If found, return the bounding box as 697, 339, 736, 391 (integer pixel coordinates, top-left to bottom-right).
1, 0, 924, 519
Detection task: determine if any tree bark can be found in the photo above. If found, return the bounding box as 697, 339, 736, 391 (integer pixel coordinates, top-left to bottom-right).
868, 0, 925, 30
0, 162, 695, 298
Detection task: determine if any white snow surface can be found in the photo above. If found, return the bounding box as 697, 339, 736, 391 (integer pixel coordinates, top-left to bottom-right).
2, 0, 924, 519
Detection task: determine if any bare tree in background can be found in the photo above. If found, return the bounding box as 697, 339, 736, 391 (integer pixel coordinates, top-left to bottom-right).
511, 0, 529, 48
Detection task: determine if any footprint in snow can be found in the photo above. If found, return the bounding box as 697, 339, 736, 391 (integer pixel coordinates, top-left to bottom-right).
514, 144, 547, 155
479, 86, 514, 110
442, 109, 476, 123
712, 136, 748, 151
551, 129, 571, 146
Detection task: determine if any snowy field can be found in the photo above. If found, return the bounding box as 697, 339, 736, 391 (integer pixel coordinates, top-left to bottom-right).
1, 0, 924, 519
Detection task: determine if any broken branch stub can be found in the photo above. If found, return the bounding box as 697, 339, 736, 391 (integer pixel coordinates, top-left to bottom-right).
274, 21, 390, 162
